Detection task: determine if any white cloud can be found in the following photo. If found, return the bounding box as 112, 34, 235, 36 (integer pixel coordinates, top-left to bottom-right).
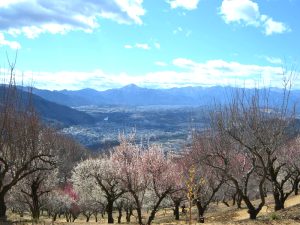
154, 42, 161, 49
173, 58, 197, 69
115, 0, 145, 25
2, 58, 297, 91
0, 0, 27, 7
173, 26, 183, 34
264, 56, 283, 65
124, 42, 153, 50
261, 15, 290, 35
155, 61, 168, 67
172, 27, 191, 37
124, 44, 133, 49
220, 0, 290, 35
0, 0, 145, 38
136, 43, 150, 50
185, 30, 192, 37
167, 0, 200, 10
220, 0, 260, 26
0, 33, 21, 49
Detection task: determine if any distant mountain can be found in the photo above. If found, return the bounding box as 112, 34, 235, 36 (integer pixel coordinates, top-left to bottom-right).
30, 84, 230, 106
32, 88, 93, 106
30, 84, 300, 110
0, 86, 95, 127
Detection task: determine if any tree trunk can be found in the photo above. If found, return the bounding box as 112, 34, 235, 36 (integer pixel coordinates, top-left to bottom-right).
248, 209, 259, 220
65, 213, 70, 222
130, 192, 143, 224
222, 199, 230, 207
239, 187, 264, 220
273, 191, 285, 211
274, 199, 284, 211
84, 213, 91, 222
236, 194, 242, 209
196, 201, 206, 223
131, 192, 143, 225
94, 212, 98, 222
232, 193, 237, 206
147, 209, 157, 225
72, 214, 77, 222
126, 207, 132, 222
174, 202, 180, 220
31, 184, 40, 220
118, 207, 122, 223
106, 201, 114, 224
294, 179, 299, 195
52, 213, 57, 222
0, 194, 7, 221
136, 207, 143, 225
147, 196, 166, 225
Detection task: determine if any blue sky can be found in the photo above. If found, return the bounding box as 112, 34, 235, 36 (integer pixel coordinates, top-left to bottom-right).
0, 0, 299, 90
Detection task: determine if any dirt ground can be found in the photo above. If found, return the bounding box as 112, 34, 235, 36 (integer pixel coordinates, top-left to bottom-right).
5, 195, 300, 225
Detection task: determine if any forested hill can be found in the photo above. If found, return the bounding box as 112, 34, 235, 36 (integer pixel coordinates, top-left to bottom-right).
0, 86, 95, 127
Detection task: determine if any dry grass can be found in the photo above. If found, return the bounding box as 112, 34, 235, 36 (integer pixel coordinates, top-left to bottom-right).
5, 195, 300, 225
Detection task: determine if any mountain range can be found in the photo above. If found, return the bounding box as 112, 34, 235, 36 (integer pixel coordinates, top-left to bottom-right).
1, 84, 298, 129
32, 84, 300, 110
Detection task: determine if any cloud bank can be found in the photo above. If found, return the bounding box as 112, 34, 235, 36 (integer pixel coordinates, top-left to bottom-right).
0, 0, 145, 38
2, 58, 296, 91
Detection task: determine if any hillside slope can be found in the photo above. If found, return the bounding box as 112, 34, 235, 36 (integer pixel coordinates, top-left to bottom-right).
0, 86, 95, 127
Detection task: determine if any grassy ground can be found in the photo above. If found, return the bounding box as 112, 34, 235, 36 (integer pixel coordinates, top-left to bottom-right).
5, 194, 300, 225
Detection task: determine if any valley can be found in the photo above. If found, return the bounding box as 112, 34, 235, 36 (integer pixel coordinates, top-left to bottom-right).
29, 84, 300, 152
61, 105, 210, 151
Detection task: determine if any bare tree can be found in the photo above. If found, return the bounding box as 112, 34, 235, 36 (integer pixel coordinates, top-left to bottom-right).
184, 140, 225, 222
10, 169, 58, 220
0, 67, 56, 221
56, 134, 87, 182
205, 84, 296, 217
279, 136, 300, 196
169, 188, 186, 220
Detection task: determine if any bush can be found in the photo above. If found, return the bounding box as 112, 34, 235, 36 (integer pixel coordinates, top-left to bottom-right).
269, 213, 280, 220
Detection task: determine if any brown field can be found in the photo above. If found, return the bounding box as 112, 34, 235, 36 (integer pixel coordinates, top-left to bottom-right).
4, 195, 300, 225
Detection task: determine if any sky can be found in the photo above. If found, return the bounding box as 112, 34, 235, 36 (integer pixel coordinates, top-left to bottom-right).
0, 0, 299, 90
